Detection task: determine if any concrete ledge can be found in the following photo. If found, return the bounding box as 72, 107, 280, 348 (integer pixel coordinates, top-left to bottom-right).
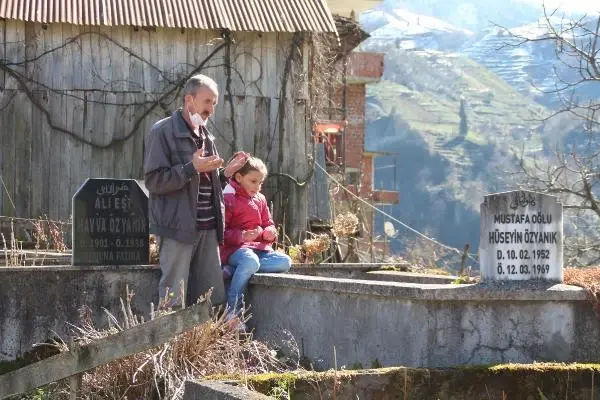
1, 265, 160, 272
364, 270, 458, 284
183, 380, 273, 399
251, 273, 589, 301
247, 366, 600, 399
289, 263, 408, 278
289, 263, 460, 284
292, 263, 409, 270
0, 265, 161, 361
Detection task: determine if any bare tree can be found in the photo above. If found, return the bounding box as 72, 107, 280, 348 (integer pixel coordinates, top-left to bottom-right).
503, 6, 600, 266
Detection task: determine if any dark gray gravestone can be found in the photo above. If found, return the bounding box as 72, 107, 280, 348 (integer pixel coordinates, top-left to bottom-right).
72, 179, 149, 266
479, 190, 563, 282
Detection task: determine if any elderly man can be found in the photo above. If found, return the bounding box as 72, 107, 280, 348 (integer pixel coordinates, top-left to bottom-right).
144, 74, 247, 308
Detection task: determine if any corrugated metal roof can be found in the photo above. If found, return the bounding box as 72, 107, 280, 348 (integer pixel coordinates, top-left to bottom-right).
0, 0, 338, 32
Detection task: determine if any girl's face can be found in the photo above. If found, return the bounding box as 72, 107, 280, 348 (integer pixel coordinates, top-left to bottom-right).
234, 170, 265, 197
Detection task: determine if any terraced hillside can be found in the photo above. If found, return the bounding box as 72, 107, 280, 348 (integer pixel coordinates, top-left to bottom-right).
369, 49, 547, 158
366, 49, 550, 252
461, 25, 557, 97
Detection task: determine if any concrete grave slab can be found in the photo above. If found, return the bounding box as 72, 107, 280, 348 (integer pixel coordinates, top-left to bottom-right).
183, 380, 273, 399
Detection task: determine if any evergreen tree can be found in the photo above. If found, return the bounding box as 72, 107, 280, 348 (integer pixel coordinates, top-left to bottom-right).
459, 98, 468, 138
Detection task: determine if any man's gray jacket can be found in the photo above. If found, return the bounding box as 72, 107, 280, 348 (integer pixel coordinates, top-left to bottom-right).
143, 110, 226, 244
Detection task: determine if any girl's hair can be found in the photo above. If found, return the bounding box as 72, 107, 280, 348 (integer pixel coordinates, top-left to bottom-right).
235, 156, 268, 177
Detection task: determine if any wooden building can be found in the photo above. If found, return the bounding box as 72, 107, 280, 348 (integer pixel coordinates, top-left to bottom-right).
0, 0, 338, 242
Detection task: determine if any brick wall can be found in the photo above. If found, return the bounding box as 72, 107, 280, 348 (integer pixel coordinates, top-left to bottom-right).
345, 84, 366, 171
360, 154, 373, 197
347, 52, 385, 81
330, 84, 366, 171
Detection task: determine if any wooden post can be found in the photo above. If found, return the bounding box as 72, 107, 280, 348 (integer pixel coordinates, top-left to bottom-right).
0, 301, 211, 399
67, 337, 81, 400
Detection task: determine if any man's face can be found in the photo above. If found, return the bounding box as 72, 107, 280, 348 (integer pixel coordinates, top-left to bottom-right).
188, 86, 217, 120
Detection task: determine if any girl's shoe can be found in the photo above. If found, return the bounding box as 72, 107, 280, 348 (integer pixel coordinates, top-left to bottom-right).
225, 310, 247, 333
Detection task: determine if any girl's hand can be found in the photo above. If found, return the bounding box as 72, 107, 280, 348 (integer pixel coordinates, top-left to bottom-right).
242, 227, 263, 241
263, 226, 278, 242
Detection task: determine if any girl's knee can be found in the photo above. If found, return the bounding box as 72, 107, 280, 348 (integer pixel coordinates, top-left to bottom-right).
282, 254, 292, 270
274, 254, 292, 272
238, 255, 260, 273
232, 249, 260, 270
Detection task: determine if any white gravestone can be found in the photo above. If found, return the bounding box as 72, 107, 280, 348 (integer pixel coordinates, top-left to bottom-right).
479, 190, 563, 282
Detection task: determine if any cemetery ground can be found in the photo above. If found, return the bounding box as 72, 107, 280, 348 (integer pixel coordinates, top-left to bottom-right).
2, 277, 600, 400
0, 205, 600, 400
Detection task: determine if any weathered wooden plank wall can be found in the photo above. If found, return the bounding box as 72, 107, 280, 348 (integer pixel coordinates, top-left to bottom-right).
0, 21, 311, 241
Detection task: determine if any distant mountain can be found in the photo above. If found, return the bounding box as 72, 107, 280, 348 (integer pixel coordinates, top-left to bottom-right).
461, 23, 557, 98
360, 8, 474, 51
461, 20, 599, 107
361, 0, 544, 33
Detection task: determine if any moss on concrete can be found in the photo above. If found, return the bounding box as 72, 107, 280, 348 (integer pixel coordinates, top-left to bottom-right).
238, 364, 600, 399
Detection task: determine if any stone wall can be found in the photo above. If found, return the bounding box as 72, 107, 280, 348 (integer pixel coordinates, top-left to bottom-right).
0, 266, 160, 361
248, 274, 600, 369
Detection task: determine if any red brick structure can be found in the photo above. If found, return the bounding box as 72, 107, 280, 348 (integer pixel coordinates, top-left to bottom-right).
309, 8, 398, 261
320, 51, 399, 260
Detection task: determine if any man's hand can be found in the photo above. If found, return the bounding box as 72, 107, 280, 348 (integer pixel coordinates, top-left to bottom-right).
224, 151, 250, 178
242, 227, 263, 242
192, 149, 223, 173
263, 226, 278, 242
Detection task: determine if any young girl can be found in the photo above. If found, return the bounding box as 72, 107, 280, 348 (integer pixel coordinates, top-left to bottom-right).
220, 156, 291, 318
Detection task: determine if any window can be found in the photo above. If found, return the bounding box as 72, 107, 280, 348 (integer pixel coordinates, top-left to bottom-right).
346, 171, 360, 186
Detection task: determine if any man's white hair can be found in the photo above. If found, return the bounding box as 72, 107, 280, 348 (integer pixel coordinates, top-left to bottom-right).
183, 74, 219, 99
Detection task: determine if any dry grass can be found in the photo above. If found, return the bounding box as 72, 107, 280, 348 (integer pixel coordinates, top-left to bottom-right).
1, 219, 22, 266
331, 213, 359, 239
62, 293, 285, 400
1, 216, 161, 266
23, 288, 285, 400
1, 216, 69, 266
564, 267, 600, 315
400, 232, 462, 274
287, 233, 332, 264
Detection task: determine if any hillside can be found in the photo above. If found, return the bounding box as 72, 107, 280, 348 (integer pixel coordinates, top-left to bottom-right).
358, 1, 598, 262
365, 49, 550, 252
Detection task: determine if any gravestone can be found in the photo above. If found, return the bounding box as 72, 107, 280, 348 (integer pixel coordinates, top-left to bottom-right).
72, 179, 149, 265
479, 190, 563, 282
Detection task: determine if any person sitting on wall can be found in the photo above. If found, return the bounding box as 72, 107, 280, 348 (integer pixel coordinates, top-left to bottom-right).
219, 156, 292, 329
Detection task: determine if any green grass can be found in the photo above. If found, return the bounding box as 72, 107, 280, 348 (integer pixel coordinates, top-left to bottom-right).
465, 131, 486, 145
